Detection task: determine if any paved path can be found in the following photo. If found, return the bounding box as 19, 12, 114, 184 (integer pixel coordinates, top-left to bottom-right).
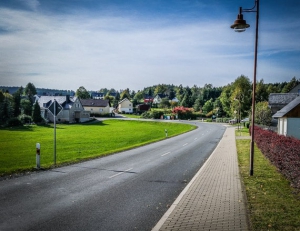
152, 126, 249, 231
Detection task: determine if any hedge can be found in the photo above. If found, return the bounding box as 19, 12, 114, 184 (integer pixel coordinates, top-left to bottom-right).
253, 126, 300, 191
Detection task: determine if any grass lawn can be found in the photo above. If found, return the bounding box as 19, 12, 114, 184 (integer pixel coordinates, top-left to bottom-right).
0, 119, 196, 176
122, 114, 142, 119
236, 137, 300, 230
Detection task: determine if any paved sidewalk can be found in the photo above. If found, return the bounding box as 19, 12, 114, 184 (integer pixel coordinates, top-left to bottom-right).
152, 126, 249, 231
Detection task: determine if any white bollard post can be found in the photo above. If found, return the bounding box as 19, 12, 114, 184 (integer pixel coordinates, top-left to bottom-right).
165, 129, 168, 137
36, 143, 40, 169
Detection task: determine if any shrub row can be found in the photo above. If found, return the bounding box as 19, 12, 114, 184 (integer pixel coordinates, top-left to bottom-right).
253, 126, 300, 191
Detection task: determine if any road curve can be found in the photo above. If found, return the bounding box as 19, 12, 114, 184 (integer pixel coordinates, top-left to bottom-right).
0, 121, 226, 231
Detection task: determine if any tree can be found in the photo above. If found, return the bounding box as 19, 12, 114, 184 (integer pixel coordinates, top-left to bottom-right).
255, 79, 268, 102
159, 98, 171, 108
120, 88, 131, 100
154, 84, 168, 96
176, 84, 184, 102
76, 86, 90, 99
0, 97, 14, 125
133, 91, 144, 102
230, 75, 252, 118
20, 99, 33, 116
255, 101, 272, 126
24, 82, 37, 103
193, 97, 202, 112
32, 102, 43, 123
202, 98, 214, 114
12, 87, 23, 117
0, 90, 5, 103
180, 86, 193, 107
281, 77, 300, 93
219, 85, 232, 117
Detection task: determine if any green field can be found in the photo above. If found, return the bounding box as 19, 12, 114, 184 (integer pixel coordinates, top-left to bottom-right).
0, 120, 196, 176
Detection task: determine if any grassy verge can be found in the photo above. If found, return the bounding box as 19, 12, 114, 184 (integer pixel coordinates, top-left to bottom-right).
236, 138, 300, 230
0, 120, 196, 176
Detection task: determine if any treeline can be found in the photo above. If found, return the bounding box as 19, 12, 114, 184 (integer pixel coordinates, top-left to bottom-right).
0, 76, 299, 127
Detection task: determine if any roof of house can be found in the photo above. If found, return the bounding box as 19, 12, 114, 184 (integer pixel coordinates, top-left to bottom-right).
155, 93, 168, 99
37, 96, 77, 109
273, 96, 300, 118
118, 98, 131, 104
289, 83, 300, 93
91, 92, 105, 97
80, 99, 110, 107
268, 93, 298, 106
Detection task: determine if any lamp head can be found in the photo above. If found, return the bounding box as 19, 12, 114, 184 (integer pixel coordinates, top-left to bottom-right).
231, 10, 250, 32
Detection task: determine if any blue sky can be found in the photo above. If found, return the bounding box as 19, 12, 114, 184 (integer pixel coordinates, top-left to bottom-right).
0, 0, 299, 92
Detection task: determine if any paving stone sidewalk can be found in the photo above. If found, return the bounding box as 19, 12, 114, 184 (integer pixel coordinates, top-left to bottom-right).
152, 126, 249, 231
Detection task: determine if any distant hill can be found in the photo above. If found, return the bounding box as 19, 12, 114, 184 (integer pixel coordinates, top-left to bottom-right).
0, 86, 75, 96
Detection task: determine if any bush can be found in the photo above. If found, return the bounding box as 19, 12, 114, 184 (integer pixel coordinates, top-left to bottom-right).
141, 110, 164, 119
18, 114, 32, 124
254, 126, 300, 191
172, 106, 193, 120
6, 117, 22, 127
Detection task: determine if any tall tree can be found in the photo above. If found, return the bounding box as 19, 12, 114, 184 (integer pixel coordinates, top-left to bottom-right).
255, 101, 272, 126
76, 86, 90, 99
255, 79, 268, 102
20, 99, 32, 116
120, 88, 131, 100
32, 102, 43, 123
0, 97, 14, 124
12, 87, 23, 117
24, 82, 37, 103
202, 98, 214, 114
231, 75, 252, 118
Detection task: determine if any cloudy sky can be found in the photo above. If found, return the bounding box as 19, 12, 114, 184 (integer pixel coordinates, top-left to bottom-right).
0, 0, 299, 92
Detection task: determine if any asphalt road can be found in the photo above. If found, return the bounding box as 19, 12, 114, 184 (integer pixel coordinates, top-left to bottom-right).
0, 121, 226, 231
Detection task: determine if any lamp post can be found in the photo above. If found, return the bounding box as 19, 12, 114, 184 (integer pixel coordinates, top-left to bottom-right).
231, 0, 259, 176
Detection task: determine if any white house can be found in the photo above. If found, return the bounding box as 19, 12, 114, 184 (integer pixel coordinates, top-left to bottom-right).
273, 96, 300, 139
118, 98, 133, 114
80, 99, 112, 116
37, 96, 90, 123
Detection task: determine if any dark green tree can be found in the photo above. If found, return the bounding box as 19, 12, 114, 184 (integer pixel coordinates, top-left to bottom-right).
32, 102, 43, 123
0, 98, 14, 125
20, 99, 32, 116
76, 86, 90, 99
202, 98, 214, 114
12, 87, 23, 117
120, 88, 131, 100
24, 82, 37, 103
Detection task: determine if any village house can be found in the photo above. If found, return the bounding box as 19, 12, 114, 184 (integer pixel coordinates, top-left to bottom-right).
273, 96, 300, 139
80, 99, 112, 116
118, 98, 133, 114
37, 95, 90, 123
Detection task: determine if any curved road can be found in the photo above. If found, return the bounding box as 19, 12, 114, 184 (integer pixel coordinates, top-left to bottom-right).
0, 121, 226, 231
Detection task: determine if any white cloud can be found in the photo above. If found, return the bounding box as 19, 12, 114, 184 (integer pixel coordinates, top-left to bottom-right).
0, 7, 298, 91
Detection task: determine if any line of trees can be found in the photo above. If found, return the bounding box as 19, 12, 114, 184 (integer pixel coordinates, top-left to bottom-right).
1, 76, 298, 127
0, 82, 43, 126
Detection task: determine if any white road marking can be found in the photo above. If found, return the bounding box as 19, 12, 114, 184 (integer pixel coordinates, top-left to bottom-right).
161, 152, 171, 156
109, 168, 133, 179
194, 138, 198, 140
183, 143, 188, 146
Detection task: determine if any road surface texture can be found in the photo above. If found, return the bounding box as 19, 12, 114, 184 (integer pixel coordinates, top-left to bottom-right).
0, 122, 225, 231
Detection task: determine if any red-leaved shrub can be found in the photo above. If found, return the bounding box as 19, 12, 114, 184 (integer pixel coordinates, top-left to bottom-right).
253, 126, 300, 191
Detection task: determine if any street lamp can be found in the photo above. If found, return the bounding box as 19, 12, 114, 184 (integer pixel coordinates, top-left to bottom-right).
231, 0, 259, 176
